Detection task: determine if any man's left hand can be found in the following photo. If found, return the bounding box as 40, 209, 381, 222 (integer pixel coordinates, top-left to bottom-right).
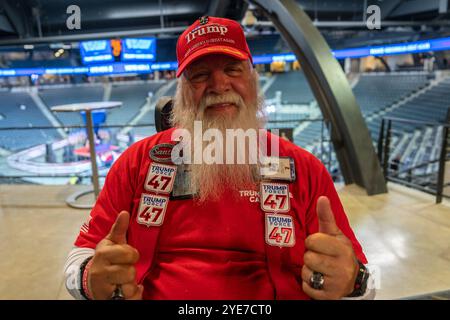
301, 196, 359, 300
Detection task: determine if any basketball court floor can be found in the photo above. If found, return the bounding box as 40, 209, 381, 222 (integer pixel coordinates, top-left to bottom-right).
0, 182, 449, 300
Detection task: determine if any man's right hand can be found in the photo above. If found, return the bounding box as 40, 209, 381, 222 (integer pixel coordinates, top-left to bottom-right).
88, 211, 143, 300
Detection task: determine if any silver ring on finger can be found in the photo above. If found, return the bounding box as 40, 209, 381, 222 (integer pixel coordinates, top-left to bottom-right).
111, 284, 125, 300
309, 271, 325, 290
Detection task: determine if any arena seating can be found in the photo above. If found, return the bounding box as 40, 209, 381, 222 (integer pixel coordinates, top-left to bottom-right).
294, 121, 325, 148
354, 73, 430, 117
355, 73, 431, 140
106, 82, 164, 125
286, 72, 439, 184
0, 90, 60, 151
265, 71, 315, 105
292, 73, 431, 150
385, 125, 444, 186
39, 85, 104, 125
359, 74, 450, 187
383, 77, 450, 132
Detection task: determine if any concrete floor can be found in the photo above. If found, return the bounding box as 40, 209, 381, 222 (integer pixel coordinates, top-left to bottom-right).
337, 183, 450, 299
0, 184, 91, 300
0, 183, 449, 300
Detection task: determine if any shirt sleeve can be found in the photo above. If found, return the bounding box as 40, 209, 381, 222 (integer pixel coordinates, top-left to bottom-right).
63, 247, 95, 300
74, 148, 137, 249
304, 158, 368, 264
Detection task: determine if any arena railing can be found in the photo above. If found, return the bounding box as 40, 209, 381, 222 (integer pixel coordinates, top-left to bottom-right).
0, 119, 337, 184
377, 115, 450, 203
266, 118, 335, 177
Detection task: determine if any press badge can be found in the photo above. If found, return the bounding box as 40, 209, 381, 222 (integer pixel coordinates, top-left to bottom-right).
170, 164, 197, 200
265, 213, 296, 247
144, 163, 177, 194
260, 182, 291, 213
136, 193, 169, 227
260, 157, 296, 182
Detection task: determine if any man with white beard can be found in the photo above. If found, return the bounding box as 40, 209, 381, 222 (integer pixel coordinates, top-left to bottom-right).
64, 16, 374, 300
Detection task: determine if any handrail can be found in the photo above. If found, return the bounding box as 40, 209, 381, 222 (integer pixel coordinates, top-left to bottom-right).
379, 115, 450, 203
0, 118, 326, 131
382, 116, 450, 127
389, 158, 445, 176
267, 118, 324, 123
0, 123, 155, 131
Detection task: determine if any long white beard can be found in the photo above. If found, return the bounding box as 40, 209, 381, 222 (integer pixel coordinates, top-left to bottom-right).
171, 77, 266, 202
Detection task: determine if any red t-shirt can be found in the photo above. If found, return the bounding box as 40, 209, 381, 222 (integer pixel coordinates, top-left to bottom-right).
74, 128, 367, 300
142, 185, 274, 299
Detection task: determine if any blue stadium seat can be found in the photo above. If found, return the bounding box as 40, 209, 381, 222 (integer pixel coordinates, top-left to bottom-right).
0, 91, 60, 151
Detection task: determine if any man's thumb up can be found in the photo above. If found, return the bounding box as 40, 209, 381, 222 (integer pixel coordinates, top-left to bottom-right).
302, 196, 359, 299
91, 211, 140, 300
105, 211, 130, 245
317, 196, 341, 236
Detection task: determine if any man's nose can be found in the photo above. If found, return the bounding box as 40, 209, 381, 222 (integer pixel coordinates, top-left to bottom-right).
206, 70, 231, 95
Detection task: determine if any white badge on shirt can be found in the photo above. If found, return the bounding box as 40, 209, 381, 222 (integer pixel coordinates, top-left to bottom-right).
144, 163, 177, 194
260, 182, 291, 213
265, 213, 296, 247
136, 193, 169, 227
260, 156, 296, 182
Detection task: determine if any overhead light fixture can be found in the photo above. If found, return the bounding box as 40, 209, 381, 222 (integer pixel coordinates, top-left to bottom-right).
24, 44, 34, 50
54, 48, 64, 57
54, 49, 63, 57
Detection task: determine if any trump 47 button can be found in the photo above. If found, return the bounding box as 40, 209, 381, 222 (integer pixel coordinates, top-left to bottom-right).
136, 193, 169, 227
265, 213, 296, 247
144, 162, 177, 194
260, 182, 291, 213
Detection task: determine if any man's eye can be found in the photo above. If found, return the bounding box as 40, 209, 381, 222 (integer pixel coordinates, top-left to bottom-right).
226, 68, 242, 75
190, 73, 209, 82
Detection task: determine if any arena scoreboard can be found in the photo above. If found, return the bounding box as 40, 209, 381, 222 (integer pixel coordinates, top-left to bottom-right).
80, 38, 156, 65
80, 40, 114, 64
121, 38, 156, 62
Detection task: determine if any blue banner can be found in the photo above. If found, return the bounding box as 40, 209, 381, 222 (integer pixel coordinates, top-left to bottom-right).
2, 36, 450, 77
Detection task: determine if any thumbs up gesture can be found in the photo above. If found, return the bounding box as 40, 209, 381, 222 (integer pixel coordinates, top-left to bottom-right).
87, 211, 143, 300
301, 196, 359, 300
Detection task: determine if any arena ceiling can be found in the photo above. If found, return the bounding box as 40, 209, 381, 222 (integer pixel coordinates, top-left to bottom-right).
0, 0, 449, 46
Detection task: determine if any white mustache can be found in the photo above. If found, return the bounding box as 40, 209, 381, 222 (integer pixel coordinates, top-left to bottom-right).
199, 92, 245, 112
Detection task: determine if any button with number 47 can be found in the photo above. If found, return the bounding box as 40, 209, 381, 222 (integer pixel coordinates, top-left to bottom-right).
260, 182, 290, 213
265, 213, 296, 247
144, 163, 177, 194
136, 193, 169, 227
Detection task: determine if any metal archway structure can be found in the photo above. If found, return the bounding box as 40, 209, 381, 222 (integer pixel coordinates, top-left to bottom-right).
249, 0, 387, 195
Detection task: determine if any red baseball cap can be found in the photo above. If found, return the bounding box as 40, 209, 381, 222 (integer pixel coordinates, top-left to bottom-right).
176, 16, 253, 77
